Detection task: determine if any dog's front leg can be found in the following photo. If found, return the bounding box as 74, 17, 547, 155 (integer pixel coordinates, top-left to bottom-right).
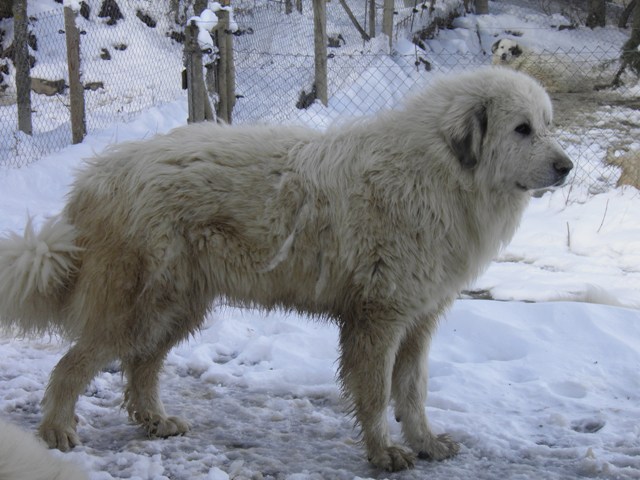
338, 315, 415, 472
391, 317, 460, 461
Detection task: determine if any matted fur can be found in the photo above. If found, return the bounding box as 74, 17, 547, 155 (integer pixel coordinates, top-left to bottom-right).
0, 67, 572, 471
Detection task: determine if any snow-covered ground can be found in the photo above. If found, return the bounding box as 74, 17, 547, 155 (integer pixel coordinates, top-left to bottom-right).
1, 0, 640, 479
2, 95, 640, 479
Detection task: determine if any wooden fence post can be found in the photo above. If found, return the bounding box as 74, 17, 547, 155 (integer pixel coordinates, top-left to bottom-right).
368, 0, 376, 38
13, 0, 32, 135
215, 3, 235, 123
382, 0, 394, 50
185, 21, 213, 123
64, 6, 86, 144
312, 0, 328, 106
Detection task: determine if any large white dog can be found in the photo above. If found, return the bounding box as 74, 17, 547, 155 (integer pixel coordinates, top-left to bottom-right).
491, 38, 594, 93
0, 67, 572, 472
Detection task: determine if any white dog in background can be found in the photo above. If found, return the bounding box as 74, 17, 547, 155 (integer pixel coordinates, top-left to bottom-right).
0, 419, 88, 480
0, 66, 572, 472
492, 38, 595, 93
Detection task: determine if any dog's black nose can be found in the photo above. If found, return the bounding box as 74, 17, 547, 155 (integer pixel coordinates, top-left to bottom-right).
501, 53, 507, 60
553, 155, 574, 177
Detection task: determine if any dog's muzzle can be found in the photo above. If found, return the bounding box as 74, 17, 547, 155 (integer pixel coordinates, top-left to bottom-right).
553, 153, 574, 185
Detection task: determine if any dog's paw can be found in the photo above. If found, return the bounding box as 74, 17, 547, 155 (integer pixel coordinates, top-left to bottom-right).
369, 445, 415, 471
147, 415, 190, 438
417, 433, 460, 461
39, 423, 81, 451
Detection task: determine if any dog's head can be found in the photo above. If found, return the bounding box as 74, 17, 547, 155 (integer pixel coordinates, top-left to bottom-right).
438, 66, 573, 193
491, 38, 523, 65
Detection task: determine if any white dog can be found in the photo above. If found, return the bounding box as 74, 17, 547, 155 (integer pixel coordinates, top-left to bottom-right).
0, 419, 88, 480
492, 38, 593, 93
0, 66, 572, 471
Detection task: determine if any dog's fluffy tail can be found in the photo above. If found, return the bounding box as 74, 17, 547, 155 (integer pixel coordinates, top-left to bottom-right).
0, 216, 81, 336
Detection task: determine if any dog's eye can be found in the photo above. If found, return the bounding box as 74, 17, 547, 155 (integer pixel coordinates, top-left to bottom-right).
515, 123, 531, 135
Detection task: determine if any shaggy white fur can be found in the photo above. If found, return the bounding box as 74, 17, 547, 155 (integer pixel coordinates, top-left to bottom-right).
492, 38, 594, 93
0, 419, 88, 480
0, 66, 572, 471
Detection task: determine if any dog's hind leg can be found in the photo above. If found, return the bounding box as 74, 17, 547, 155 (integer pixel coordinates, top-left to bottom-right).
123, 341, 190, 438
39, 339, 116, 451
391, 318, 460, 461
338, 313, 415, 472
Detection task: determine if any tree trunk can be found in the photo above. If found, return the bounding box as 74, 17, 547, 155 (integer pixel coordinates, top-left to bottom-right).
13, 0, 31, 135
475, 0, 488, 14
586, 0, 606, 28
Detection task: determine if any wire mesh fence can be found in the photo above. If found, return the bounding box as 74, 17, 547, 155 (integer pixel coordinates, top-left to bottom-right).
1, 0, 639, 200
230, 0, 640, 197
0, 1, 184, 168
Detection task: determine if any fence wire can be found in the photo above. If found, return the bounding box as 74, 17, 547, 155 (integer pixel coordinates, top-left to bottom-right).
230, 0, 640, 197
1, 0, 639, 200
0, 2, 183, 168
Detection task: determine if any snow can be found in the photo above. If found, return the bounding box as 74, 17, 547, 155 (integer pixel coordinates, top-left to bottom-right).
1, 0, 640, 479
62, 0, 83, 12
189, 8, 225, 49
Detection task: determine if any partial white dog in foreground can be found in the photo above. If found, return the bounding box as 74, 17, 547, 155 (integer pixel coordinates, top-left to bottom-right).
492, 38, 595, 93
0, 66, 572, 471
0, 419, 88, 480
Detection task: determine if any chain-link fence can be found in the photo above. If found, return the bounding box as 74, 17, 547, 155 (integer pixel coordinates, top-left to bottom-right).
1, 0, 639, 200
230, 0, 640, 198
0, 1, 184, 168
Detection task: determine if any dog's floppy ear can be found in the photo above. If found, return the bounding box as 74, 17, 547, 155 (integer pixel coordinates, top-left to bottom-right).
510, 44, 523, 57
441, 101, 488, 170
491, 40, 501, 54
